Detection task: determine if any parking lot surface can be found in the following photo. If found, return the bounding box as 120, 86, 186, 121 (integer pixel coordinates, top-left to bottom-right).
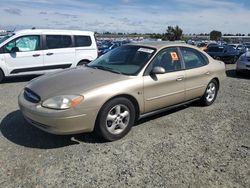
0, 64, 249, 187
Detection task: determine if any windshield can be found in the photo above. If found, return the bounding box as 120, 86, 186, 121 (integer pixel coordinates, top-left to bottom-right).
0, 35, 12, 44
88, 45, 156, 75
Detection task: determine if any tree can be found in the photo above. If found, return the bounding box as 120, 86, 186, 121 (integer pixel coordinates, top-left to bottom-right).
150, 33, 163, 39
164, 25, 183, 41
210, 30, 222, 40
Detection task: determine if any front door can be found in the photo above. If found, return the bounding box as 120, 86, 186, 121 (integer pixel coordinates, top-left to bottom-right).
4, 35, 44, 75
143, 47, 185, 113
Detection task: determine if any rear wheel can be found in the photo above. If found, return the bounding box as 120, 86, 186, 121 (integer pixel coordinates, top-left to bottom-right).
0, 69, 4, 83
95, 97, 135, 141
200, 79, 218, 106
77, 60, 90, 66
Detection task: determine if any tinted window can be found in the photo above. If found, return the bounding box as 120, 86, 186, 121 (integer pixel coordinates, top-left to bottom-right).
151, 47, 182, 72
74, 35, 92, 47
226, 46, 235, 52
5, 35, 40, 52
180, 47, 208, 69
46, 35, 72, 49
208, 46, 224, 52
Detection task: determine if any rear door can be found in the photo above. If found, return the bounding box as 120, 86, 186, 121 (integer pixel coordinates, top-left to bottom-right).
43, 35, 75, 71
179, 47, 211, 101
3, 35, 44, 75
143, 47, 185, 112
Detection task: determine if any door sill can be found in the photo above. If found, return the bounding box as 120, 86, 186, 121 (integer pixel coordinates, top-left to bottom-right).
139, 98, 200, 120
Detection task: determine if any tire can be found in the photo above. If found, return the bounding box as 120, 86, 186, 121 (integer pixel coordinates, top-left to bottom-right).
231, 56, 238, 64
95, 97, 135, 141
0, 69, 4, 83
77, 60, 90, 66
200, 79, 218, 106
236, 70, 242, 76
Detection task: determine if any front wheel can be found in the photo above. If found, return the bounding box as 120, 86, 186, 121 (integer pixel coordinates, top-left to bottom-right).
200, 79, 218, 106
95, 97, 135, 141
0, 69, 5, 83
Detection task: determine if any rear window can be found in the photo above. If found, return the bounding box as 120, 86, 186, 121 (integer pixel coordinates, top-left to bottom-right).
74, 35, 92, 47
208, 46, 224, 52
46, 35, 72, 49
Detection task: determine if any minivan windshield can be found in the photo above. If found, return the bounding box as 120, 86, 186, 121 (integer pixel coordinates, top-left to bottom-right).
0, 34, 13, 44
88, 45, 156, 75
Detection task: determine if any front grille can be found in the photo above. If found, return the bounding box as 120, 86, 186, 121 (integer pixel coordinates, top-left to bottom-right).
24, 88, 41, 103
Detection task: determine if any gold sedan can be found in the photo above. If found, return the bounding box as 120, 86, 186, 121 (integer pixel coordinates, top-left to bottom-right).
18, 42, 226, 141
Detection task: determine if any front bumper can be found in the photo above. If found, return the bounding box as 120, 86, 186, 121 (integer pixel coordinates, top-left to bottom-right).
18, 91, 99, 135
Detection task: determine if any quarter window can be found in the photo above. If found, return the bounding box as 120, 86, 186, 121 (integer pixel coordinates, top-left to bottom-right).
46, 35, 72, 49
5, 35, 40, 52
74, 36, 92, 47
180, 47, 208, 69
151, 47, 182, 72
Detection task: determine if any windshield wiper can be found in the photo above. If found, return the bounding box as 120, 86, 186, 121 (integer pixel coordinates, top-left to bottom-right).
89, 65, 122, 74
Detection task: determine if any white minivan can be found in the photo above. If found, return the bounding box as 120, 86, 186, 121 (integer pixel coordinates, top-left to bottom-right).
0, 29, 98, 82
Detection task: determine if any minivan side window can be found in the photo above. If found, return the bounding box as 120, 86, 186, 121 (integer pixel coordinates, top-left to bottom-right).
5, 35, 40, 52
46, 35, 72, 49
151, 47, 182, 72
180, 47, 208, 69
74, 35, 92, 47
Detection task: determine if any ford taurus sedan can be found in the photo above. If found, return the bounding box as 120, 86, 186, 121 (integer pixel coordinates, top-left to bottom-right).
19, 42, 226, 141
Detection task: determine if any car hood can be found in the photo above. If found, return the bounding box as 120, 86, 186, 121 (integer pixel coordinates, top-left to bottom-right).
25, 67, 128, 100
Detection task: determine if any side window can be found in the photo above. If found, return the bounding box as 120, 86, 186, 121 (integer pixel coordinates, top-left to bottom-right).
5, 35, 40, 52
74, 36, 92, 47
151, 47, 182, 72
46, 35, 72, 49
180, 47, 208, 69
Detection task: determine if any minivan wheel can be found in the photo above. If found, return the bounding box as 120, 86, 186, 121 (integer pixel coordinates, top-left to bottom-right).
95, 97, 135, 141
77, 60, 89, 66
200, 79, 218, 106
0, 69, 4, 83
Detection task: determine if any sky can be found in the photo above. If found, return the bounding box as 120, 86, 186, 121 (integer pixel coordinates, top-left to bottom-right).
0, 0, 250, 34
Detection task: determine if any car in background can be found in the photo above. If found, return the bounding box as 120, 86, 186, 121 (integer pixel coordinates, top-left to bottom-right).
0, 29, 98, 83
244, 42, 250, 51
19, 42, 225, 141
205, 44, 239, 64
236, 52, 250, 75
100, 42, 120, 55
228, 44, 247, 55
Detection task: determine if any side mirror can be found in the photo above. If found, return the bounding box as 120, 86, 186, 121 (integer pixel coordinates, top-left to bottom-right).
151, 66, 166, 74
10, 47, 19, 53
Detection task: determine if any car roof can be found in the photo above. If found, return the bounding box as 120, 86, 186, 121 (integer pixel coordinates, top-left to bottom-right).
128, 41, 193, 50
14, 29, 94, 36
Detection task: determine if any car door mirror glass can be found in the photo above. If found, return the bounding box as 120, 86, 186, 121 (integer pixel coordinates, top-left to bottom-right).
151, 66, 166, 74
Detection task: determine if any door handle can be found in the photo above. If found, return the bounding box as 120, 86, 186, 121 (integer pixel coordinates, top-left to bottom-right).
205, 71, 210, 75
32, 54, 40, 57
46, 52, 54, 56
176, 76, 184, 81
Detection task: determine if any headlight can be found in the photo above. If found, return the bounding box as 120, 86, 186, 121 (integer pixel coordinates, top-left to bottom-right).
42, 95, 83, 110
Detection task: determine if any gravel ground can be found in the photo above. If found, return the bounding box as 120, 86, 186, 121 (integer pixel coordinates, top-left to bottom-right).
0, 64, 249, 188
